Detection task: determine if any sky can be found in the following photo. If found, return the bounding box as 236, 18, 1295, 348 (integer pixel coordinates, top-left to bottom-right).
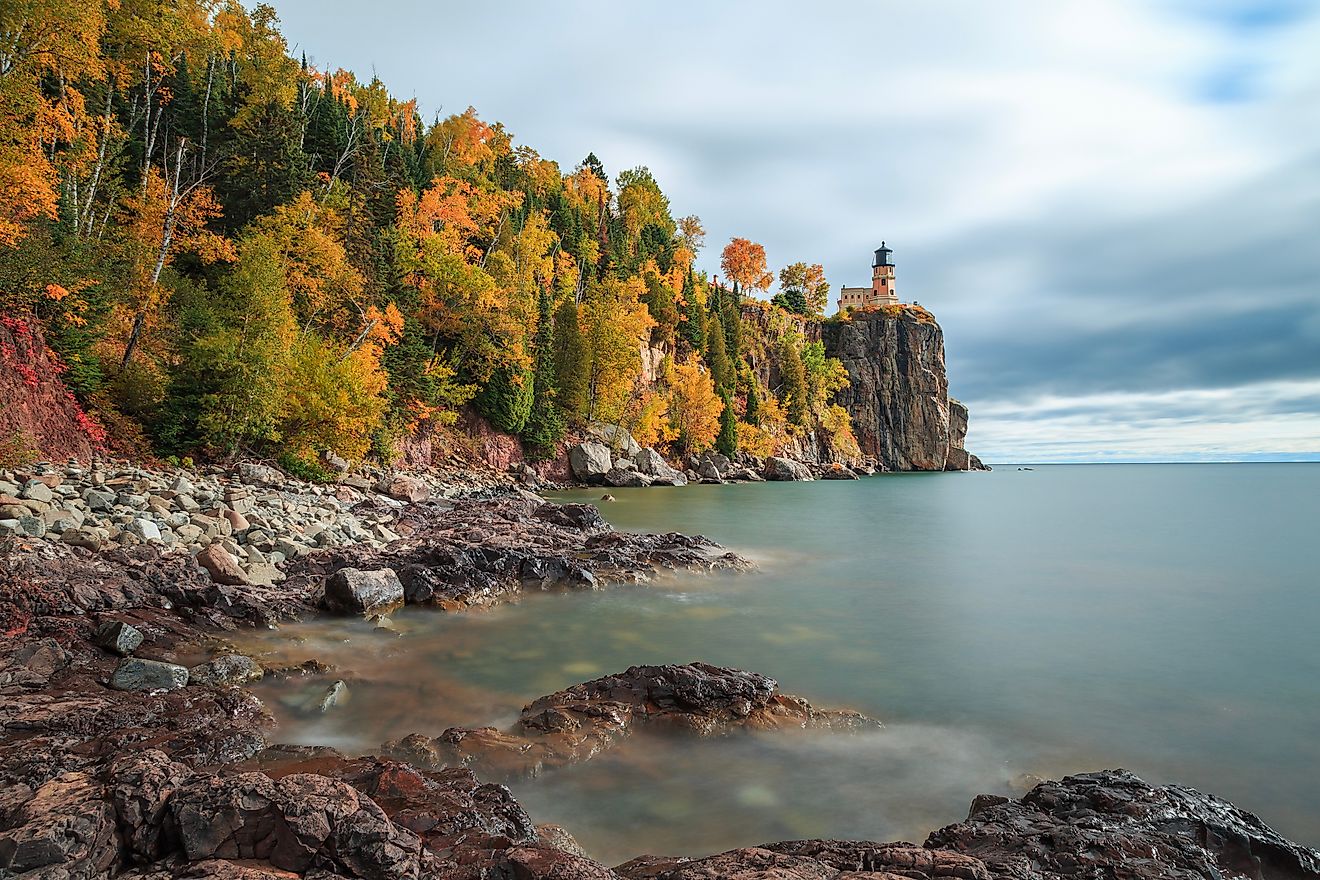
267, 0, 1320, 462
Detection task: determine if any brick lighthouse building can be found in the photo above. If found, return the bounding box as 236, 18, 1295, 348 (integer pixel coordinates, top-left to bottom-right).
837, 242, 900, 312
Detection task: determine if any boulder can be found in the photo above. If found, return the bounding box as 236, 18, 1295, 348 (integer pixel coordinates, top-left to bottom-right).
110, 657, 189, 691
764, 456, 814, 481
321, 449, 351, 473
324, 567, 405, 616
93, 620, 144, 656
0, 772, 119, 878
126, 518, 161, 541
567, 442, 613, 483
380, 473, 431, 503
821, 463, 859, 480
196, 543, 249, 586
586, 422, 641, 457
633, 448, 688, 486
189, 654, 264, 687
18, 480, 54, 504
168, 771, 423, 878
603, 467, 653, 488
235, 461, 283, 486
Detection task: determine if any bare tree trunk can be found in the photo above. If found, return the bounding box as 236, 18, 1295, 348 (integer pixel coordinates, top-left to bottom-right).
200, 54, 214, 167
80, 82, 115, 236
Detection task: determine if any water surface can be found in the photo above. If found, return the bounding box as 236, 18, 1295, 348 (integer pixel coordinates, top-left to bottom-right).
236, 464, 1320, 864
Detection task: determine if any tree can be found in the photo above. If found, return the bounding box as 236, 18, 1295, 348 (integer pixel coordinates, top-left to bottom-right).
579, 278, 652, 423
715, 389, 738, 457
667, 356, 722, 452
678, 270, 704, 351
552, 297, 588, 421
524, 286, 566, 455
705, 310, 733, 393
474, 362, 533, 434
720, 237, 773, 292
779, 334, 808, 427
744, 381, 762, 427
777, 262, 830, 315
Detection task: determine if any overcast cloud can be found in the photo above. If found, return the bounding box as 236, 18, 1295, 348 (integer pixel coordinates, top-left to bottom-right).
269, 0, 1320, 461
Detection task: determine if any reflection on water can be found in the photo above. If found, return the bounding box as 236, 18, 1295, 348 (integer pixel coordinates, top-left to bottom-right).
234, 464, 1320, 862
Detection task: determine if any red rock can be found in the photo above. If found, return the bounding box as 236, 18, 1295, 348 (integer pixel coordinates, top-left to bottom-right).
196, 543, 249, 586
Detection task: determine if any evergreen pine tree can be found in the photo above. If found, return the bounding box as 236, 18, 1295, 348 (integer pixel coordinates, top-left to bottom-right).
716, 389, 738, 457
706, 312, 733, 393
553, 298, 589, 420
744, 382, 762, 427
679, 271, 704, 351
524, 287, 567, 455
779, 336, 808, 427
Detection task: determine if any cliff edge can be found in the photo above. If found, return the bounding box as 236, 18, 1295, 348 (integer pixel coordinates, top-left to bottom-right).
822, 306, 985, 472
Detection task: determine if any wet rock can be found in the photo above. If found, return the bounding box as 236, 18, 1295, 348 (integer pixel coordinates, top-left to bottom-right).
189, 653, 264, 687
197, 543, 250, 586
93, 619, 144, 656
537, 823, 593, 860
318, 679, 349, 712
925, 769, 1320, 880
323, 567, 404, 616
568, 442, 613, 484
110, 657, 189, 691
764, 456, 814, 481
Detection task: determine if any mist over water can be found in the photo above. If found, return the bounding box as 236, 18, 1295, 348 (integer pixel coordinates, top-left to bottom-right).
237, 464, 1320, 865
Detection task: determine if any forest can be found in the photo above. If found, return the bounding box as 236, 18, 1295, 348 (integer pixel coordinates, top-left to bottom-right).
0, 0, 859, 472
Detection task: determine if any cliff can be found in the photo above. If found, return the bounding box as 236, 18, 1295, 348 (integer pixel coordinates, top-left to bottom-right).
820, 306, 983, 471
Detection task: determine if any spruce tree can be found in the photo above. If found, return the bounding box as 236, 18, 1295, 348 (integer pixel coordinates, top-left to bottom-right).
524, 288, 566, 455
779, 336, 808, 427
552, 298, 589, 420
679, 271, 705, 351
744, 382, 762, 427
706, 312, 733, 393
716, 389, 738, 457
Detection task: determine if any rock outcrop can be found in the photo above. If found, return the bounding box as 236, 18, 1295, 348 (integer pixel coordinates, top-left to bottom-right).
821, 307, 985, 472
384, 662, 878, 780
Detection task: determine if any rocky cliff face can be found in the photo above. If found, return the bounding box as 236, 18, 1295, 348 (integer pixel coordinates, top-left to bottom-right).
821, 307, 982, 471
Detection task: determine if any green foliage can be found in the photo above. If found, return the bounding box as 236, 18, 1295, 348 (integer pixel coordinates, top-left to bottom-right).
716, 389, 738, 457
523, 287, 566, 456
771, 288, 810, 315
705, 311, 733, 393
474, 362, 534, 434
744, 382, 762, 427
678, 271, 704, 351
779, 334, 808, 427
277, 450, 337, 483
552, 298, 589, 421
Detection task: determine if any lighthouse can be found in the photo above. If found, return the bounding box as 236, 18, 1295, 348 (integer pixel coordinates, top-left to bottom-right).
837, 242, 901, 312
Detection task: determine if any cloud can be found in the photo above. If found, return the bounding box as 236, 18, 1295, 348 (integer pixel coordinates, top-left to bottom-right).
267, 0, 1320, 461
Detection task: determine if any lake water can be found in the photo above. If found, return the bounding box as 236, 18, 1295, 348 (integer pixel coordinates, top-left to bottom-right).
235, 464, 1320, 865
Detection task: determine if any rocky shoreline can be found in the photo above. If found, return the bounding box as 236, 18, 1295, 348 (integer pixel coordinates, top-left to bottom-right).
1, 461, 1316, 879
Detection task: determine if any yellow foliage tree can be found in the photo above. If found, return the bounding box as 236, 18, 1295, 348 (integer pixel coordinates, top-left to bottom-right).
667, 356, 723, 452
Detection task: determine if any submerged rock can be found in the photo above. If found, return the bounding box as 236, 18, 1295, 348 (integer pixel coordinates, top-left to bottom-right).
188, 653, 264, 687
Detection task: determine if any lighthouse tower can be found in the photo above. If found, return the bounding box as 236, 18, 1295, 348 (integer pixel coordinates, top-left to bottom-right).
836, 241, 901, 311
870, 242, 897, 303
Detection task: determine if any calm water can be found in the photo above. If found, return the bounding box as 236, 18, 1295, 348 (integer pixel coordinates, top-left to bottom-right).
235, 464, 1320, 864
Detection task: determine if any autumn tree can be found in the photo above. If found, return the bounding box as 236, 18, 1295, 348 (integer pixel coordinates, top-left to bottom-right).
667, 356, 722, 452
580, 277, 653, 423
720, 237, 773, 293
776, 262, 829, 315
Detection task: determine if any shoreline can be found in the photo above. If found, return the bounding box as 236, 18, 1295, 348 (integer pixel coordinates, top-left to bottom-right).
1, 460, 1317, 879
